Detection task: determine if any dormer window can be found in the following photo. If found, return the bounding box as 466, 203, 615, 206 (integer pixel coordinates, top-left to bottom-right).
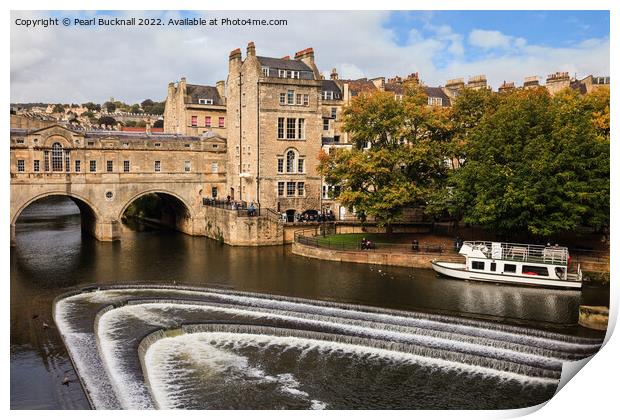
322, 91, 334, 100
198, 98, 214, 105
262, 67, 270, 77
277, 69, 300, 79
427, 97, 443, 106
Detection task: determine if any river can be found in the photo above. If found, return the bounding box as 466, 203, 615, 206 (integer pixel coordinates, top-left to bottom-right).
10, 197, 608, 409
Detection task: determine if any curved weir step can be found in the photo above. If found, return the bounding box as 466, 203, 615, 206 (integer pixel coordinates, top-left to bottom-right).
54, 286, 604, 410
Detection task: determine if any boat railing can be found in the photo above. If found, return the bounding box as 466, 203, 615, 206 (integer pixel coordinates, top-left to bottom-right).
462, 241, 569, 265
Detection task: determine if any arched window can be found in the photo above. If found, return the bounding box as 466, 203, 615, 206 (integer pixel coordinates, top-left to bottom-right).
51, 142, 63, 171
286, 150, 296, 173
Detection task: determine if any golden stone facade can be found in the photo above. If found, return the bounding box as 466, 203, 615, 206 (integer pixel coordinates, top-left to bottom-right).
10, 124, 227, 243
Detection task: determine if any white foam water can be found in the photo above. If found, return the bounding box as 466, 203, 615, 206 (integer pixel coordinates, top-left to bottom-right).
53, 286, 603, 410
145, 334, 326, 409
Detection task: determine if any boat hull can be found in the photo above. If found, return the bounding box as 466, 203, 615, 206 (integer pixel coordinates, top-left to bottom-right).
431, 260, 582, 289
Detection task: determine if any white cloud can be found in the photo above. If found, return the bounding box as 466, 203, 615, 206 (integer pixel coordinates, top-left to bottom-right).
468, 29, 513, 49
9, 11, 610, 104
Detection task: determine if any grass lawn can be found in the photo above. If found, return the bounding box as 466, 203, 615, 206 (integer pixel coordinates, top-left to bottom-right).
316, 233, 419, 248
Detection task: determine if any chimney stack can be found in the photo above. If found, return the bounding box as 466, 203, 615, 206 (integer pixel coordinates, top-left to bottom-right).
229, 48, 242, 62
216, 80, 226, 100
294, 47, 314, 64
330, 68, 339, 80
246, 41, 256, 57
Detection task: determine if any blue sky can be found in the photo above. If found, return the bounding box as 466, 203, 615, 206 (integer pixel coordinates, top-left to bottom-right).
386, 11, 609, 46
11, 10, 611, 103
385, 10, 609, 65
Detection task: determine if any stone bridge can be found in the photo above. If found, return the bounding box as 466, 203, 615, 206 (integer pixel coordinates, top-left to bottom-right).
10, 125, 228, 244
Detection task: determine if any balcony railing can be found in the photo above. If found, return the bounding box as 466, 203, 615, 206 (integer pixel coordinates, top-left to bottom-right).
461, 241, 569, 265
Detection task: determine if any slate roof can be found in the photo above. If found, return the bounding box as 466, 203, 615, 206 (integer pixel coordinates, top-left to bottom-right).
321, 80, 342, 95
341, 78, 377, 96
185, 84, 224, 106
425, 87, 451, 106
257, 56, 313, 72
384, 82, 404, 95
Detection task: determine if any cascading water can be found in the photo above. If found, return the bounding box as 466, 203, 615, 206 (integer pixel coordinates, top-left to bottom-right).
53, 286, 603, 410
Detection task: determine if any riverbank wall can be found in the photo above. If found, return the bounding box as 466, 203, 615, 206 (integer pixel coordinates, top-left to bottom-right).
292, 240, 464, 269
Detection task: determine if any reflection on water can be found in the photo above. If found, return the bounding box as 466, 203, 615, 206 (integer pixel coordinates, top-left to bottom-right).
11, 197, 609, 409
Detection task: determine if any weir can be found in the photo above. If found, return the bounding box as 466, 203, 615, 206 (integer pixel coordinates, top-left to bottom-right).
53, 286, 603, 410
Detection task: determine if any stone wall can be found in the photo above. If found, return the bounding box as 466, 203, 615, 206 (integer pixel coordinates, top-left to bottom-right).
292, 241, 464, 269
204, 205, 283, 246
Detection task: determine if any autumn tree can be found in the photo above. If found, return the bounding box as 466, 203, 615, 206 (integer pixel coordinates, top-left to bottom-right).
583, 86, 610, 139
342, 91, 404, 149
320, 84, 448, 228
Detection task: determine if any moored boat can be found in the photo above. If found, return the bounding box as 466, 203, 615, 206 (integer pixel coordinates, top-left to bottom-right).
432, 241, 582, 289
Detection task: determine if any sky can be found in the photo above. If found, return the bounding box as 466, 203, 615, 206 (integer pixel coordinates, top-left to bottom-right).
10, 10, 610, 104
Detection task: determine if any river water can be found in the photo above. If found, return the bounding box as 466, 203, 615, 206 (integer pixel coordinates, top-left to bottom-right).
10, 197, 609, 410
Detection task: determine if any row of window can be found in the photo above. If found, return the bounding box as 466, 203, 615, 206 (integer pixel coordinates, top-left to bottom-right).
322, 91, 339, 101
277, 181, 305, 197
262, 67, 304, 79
279, 91, 310, 106
191, 116, 225, 128
470, 261, 549, 276
277, 118, 305, 140
15, 159, 220, 174
277, 150, 305, 174
428, 97, 443, 106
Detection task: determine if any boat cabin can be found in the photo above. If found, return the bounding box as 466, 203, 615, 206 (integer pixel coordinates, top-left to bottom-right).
459, 241, 577, 281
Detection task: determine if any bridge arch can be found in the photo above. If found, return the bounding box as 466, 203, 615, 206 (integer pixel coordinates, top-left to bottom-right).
11, 191, 103, 227
119, 189, 197, 236
11, 191, 105, 245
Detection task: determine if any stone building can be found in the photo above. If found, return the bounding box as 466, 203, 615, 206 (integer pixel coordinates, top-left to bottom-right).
523, 76, 540, 89
164, 77, 227, 137
498, 81, 516, 93
545, 72, 572, 95
225, 42, 324, 220
576, 75, 610, 94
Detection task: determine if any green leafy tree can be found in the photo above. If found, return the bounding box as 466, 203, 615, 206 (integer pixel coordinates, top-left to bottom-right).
446, 88, 609, 238
447, 87, 499, 168
103, 101, 116, 113
82, 102, 101, 112
52, 103, 65, 113
97, 116, 117, 127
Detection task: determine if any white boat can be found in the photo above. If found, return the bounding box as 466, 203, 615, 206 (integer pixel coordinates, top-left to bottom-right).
432, 241, 582, 289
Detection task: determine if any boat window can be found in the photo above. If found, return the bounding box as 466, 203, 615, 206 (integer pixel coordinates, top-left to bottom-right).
504, 264, 516, 273
472, 261, 484, 270
522, 265, 549, 276
490, 263, 496, 272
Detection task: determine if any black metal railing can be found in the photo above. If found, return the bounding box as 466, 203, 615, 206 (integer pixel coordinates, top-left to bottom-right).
202, 198, 260, 217
294, 228, 452, 255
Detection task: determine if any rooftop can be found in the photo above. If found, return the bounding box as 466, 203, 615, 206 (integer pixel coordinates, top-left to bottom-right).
257, 56, 312, 72
185, 84, 224, 106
